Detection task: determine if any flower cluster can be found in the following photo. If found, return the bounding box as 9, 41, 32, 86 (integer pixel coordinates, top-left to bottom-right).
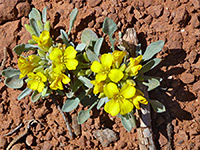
18, 30, 78, 93
90, 50, 148, 116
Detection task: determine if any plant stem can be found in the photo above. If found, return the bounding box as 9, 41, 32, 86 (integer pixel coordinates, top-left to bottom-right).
51, 94, 73, 138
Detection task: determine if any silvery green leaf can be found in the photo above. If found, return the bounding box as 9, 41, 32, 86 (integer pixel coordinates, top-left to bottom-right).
25, 24, 35, 36
139, 58, 162, 74
76, 43, 86, 52
56, 89, 65, 96
41, 86, 48, 97
5, 75, 24, 89
44, 21, 50, 31
29, 8, 42, 22
96, 97, 107, 110
42, 7, 47, 23
78, 76, 93, 88
86, 49, 100, 62
149, 99, 166, 113
30, 18, 40, 37
120, 113, 136, 132
94, 37, 104, 56
77, 110, 91, 124
31, 90, 41, 102
68, 8, 78, 35
102, 17, 117, 51
17, 88, 32, 100
13, 44, 38, 55
37, 20, 44, 32
28, 39, 37, 44
81, 29, 98, 47
62, 97, 80, 112
142, 76, 162, 91
1, 69, 21, 78
142, 40, 165, 61
42, 88, 52, 98
60, 29, 68, 45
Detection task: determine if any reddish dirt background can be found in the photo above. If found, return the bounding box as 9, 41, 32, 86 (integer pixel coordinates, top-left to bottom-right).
0, 0, 200, 149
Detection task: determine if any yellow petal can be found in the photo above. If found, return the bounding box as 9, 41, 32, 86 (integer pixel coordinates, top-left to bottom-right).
104, 99, 120, 116
129, 65, 142, 76
32, 35, 40, 42
37, 82, 45, 93
37, 72, 47, 82
96, 73, 107, 82
135, 55, 143, 64
119, 99, 133, 115
91, 61, 103, 73
93, 82, 104, 95
101, 53, 113, 68
62, 74, 70, 84
120, 83, 136, 99
113, 50, 127, 67
64, 46, 77, 59
65, 59, 78, 70
103, 82, 119, 98
108, 69, 124, 83
49, 48, 62, 61
28, 80, 38, 91
132, 95, 148, 109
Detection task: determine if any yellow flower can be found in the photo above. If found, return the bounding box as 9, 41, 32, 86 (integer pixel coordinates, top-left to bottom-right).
32, 30, 51, 52
113, 50, 127, 68
131, 89, 148, 109
91, 53, 124, 83
125, 55, 143, 76
103, 82, 136, 116
18, 55, 41, 79
27, 72, 47, 93
49, 46, 78, 72
91, 80, 104, 95
49, 71, 70, 90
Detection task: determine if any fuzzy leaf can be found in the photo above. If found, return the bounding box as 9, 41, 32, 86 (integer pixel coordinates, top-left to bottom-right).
60, 29, 69, 45
62, 98, 80, 112
96, 97, 107, 110
31, 90, 41, 102
142, 76, 162, 91
37, 20, 44, 32
76, 43, 86, 52
94, 38, 104, 56
13, 44, 38, 55
30, 18, 40, 37
102, 18, 117, 51
5, 75, 24, 89
143, 40, 165, 61
81, 29, 98, 46
42, 7, 47, 23
17, 88, 32, 100
78, 76, 93, 88
86, 49, 100, 62
139, 58, 162, 74
29, 8, 41, 22
149, 100, 166, 113
44, 21, 50, 31
1, 69, 21, 78
78, 110, 91, 124
68, 8, 78, 35
120, 113, 136, 132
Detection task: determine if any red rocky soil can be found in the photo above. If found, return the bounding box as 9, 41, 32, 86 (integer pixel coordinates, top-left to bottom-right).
0, 0, 200, 149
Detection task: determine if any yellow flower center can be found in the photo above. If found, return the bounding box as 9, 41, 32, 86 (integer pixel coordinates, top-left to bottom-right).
35, 76, 41, 82
114, 94, 124, 102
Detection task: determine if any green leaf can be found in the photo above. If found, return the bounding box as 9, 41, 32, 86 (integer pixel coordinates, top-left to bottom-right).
76, 43, 86, 52
77, 91, 97, 106
71, 79, 83, 92
4, 75, 24, 89
62, 97, 80, 112
42, 7, 47, 23
149, 100, 166, 113
96, 97, 107, 110
42, 88, 52, 98
139, 58, 162, 74
13, 44, 38, 55
60, 29, 69, 45
41, 86, 48, 97
30, 18, 40, 37
86, 49, 100, 62
31, 90, 41, 102
44, 21, 50, 31
94, 38, 104, 56
1, 69, 21, 78
142, 40, 165, 61
142, 76, 162, 91
78, 76, 93, 88
56, 89, 65, 96
29, 8, 42, 22
68, 8, 78, 35
77, 110, 91, 124
120, 113, 136, 132
37, 20, 44, 32
81, 29, 98, 47
17, 88, 32, 100
102, 17, 117, 51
